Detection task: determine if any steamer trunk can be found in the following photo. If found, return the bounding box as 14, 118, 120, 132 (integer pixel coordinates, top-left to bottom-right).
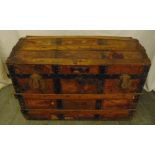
6, 36, 151, 120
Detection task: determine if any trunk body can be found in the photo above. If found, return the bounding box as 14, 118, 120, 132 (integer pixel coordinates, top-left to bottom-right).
6, 36, 150, 120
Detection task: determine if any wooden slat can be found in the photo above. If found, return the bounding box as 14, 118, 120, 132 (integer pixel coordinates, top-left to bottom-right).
25, 109, 136, 115
7, 57, 150, 65
6, 36, 151, 66
15, 50, 145, 59
18, 45, 139, 51
16, 93, 142, 100
17, 36, 139, 51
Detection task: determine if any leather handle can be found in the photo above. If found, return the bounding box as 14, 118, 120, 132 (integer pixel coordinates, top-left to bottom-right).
119, 74, 131, 89
28, 73, 45, 92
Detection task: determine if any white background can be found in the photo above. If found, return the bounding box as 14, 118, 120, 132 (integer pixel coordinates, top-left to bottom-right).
0, 0, 155, 155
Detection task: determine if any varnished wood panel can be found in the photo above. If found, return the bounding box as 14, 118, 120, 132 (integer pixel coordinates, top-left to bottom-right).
24, 99, 56, 109
63, 100, 96, 110
105, 65, 144, 74
63, 114, 95, 120
15, 64, 53, 74
6, 36, 151, 120
102, 99, 134, 109
24, 99, 96, 110
1, 85, 155, 124
25, 109, 133, 120
18, 37, 140, 51
7, 57, 150, 65
12, 51, 145, 65
103, 79, 141, 93
18, 93, 140, 100
61, 79, 99, 94
100, 110, 129, 119
17, 78, 54, 93
6, 36, 151, 65
25, 110, 49, 120
59, 65, 99, 74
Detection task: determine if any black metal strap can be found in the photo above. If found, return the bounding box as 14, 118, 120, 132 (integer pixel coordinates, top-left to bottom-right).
14, 73, 147, 79
52, 65, 64, 120
7, 65, 20, 92
94, 66, 105, 119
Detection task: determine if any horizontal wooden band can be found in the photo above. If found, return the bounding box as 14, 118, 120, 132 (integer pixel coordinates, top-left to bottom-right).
15, 93, 142, 100
7, 57, 150, 65
22, 109, 136, 115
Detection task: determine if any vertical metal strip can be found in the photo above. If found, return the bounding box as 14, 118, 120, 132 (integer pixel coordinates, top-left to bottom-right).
137, 66, 149, 92
21, 109, 28, 119
94, 65, 106, 119
7, 65, 26, 111
95, 100, 102, 119
52, 65, 61, 93
99, 65, 106, 96
14, 94, 25, 109
7, 65, 20, 93
143, 65, 150, 75
52, 65, 64, 120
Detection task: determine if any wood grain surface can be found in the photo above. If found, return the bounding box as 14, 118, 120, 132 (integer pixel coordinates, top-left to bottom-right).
6, 36, 151, 120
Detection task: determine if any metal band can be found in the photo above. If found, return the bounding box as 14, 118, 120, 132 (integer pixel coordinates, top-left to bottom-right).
17, 95, 26, 109
94, 66, 105, 119
52, 65, 64, 120
7, 65, 20, 92
14, 73, 147, 79
21, 108, 28, 115
137, 66, 149, 92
